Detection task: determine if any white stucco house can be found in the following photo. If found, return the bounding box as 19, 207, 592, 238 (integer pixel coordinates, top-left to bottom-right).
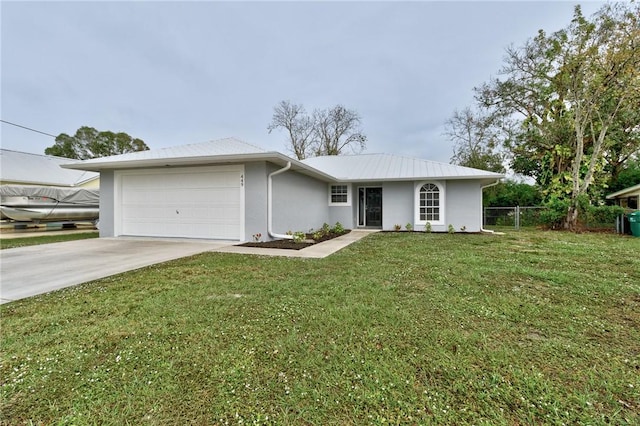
63, 138, 503, 241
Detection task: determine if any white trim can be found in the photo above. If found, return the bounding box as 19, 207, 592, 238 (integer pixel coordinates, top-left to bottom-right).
328, 183, 352, 206
414, 181, 445, 226
114, 165, 245, 240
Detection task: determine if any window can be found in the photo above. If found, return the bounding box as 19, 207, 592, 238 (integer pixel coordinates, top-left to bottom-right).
415, 182, 444, 225
419, 183, 440, 221
330, 184, 349, 204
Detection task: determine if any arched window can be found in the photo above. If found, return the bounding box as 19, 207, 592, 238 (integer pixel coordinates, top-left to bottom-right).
419, 183, 440, 222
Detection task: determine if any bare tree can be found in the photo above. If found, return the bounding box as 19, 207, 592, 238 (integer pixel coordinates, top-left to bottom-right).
267, 101, 315, 160
268, 101, 366, 159
312, 105, 366, 156
444, 107, 506, 173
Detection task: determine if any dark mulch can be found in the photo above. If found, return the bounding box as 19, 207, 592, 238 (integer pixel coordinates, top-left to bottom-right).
238, 230, 350, 250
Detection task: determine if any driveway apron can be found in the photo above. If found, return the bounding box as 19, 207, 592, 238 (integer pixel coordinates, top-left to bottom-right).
0, 238, 232, 304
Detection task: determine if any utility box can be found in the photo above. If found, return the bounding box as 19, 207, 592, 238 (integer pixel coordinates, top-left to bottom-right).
628, 211, 640, 237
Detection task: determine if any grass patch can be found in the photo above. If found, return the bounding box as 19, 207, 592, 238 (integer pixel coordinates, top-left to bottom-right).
0, 232, 98, 250
1, 231, 639, 424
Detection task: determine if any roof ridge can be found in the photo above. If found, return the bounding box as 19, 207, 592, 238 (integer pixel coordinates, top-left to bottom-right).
160, 137, 267, 153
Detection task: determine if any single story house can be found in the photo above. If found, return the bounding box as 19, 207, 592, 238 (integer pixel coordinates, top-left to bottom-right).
606, 183, 640, 210
63, 138, 504, 241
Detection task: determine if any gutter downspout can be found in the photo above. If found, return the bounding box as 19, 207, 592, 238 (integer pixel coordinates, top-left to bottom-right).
480, 179, 501, 234
268, 161, 294, 240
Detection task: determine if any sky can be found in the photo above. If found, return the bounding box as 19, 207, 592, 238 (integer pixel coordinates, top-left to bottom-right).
1, 0, 605, 164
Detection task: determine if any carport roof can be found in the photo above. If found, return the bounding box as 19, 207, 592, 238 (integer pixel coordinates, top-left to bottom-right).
0, 149, 99, 187
606, 183, 640, 199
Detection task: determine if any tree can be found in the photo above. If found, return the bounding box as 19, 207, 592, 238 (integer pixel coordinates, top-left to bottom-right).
312, 105, 366, 157
45, 126, 149, 159
476, 3, 640, 229
268, 101, 366, 160
444, 106, 507, 173
267, 101, 315, 160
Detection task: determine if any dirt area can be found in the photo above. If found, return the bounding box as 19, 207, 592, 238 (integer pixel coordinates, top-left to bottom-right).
239, 230, 350, 250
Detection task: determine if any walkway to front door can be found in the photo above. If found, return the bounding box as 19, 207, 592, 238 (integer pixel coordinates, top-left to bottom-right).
358, 187, 382, 228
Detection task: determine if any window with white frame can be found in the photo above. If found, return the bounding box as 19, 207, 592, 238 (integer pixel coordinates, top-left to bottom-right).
329, 184, 350, 205
416, 182, 444, 225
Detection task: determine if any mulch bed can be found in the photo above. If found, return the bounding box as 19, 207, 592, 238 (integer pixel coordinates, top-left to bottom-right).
238, 230, 350, 250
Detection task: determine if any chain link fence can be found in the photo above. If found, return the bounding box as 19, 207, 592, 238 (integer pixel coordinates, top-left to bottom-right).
483, 206, 620, 231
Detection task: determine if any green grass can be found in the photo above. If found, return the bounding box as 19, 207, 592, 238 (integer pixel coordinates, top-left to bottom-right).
1, 231, 639, 425
0, 231, 98, 250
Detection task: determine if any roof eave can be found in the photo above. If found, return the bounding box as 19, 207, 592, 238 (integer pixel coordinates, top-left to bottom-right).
334, 175, 504, 182
606, 183, 640, 199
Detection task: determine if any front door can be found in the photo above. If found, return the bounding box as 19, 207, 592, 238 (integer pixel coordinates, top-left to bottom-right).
358, 187, 382, 228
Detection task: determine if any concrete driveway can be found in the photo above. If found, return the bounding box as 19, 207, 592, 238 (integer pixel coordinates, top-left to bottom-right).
0, 238, 233, 304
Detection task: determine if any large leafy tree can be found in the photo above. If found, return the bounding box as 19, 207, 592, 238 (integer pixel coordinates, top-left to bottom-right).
45, 126, 149, 159
268, 101, 366, 160
476, 3, 640, 229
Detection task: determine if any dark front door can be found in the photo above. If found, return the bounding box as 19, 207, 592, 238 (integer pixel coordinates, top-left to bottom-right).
358, 187, 382, 228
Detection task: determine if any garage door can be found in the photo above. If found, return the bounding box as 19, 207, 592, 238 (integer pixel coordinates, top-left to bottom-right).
118, 166, 243, 240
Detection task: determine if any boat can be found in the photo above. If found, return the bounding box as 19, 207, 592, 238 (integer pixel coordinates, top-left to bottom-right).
0, 185, 99, 223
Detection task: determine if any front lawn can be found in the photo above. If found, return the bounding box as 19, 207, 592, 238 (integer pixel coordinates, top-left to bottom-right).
0, 231, 98, 250
1, 231, 638, 424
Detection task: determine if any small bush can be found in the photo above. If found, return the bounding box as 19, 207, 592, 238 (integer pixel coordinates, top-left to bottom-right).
424, 222, 432, 233
586, 205, 625, 226
448, 224, 455, 234
405, 223, 413, 231
393, 224, 401, 231
292, 231, 306, 243
332, 222, 345, 234
539, 197, 570, 229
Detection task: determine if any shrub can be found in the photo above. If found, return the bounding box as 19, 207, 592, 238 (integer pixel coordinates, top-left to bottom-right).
586, 205, 625, 227
405, 223, 413, 231
424, 222, 432, 233
393, 224, 401, 231
292, 231, 306, 243
448, 224, 455, 234
333, 222, 345, 234
539, 196, 570, 229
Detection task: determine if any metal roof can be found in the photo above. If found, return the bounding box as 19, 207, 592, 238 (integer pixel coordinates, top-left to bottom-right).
62, 137, 337, 181
0, 149, 99, 187
62, 137, 267, 168
62, 138, 503, 182
302, 153, 504, 181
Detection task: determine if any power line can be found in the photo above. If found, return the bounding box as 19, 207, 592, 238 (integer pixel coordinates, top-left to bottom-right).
0, 119, 57, 138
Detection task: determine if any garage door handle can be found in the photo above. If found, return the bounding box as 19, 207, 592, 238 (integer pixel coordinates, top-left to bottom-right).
176, 210, 179, 214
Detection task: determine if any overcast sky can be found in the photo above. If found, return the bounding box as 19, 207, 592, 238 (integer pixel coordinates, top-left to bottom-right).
1, 1, 605, 163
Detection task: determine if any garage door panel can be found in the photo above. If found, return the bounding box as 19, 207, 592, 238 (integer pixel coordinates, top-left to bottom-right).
118, 166, 243, 240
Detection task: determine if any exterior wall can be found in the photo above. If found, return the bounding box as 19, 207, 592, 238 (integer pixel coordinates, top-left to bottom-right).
244, 162, 269, 241
328, 205, 353, 228
444, 180, 483, 232
381, 181, 413, 230
98, 170, 115, 237
271, 168, 329, 235
79, 178, 100, 189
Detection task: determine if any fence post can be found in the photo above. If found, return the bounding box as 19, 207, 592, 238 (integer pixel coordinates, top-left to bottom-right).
515, 206, 520, 230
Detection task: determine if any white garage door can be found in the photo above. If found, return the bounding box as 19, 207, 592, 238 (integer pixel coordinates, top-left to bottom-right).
118, 166, 244, 240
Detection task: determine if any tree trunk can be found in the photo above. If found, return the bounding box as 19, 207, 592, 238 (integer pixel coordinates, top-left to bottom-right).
564, 203, 580, 230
